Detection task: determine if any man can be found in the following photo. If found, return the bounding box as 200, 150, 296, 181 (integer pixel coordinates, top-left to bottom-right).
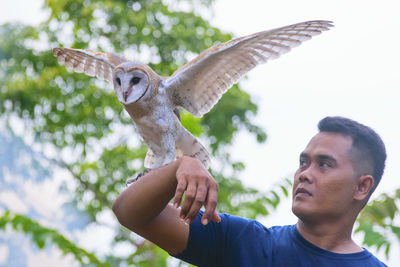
112, 116, 387, 266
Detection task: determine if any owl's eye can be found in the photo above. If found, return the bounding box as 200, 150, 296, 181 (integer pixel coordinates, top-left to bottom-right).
116, 77, 121, 86
131, 77, 141, 85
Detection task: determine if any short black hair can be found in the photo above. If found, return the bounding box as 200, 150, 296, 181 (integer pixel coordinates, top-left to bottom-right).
318, 116, 386, 195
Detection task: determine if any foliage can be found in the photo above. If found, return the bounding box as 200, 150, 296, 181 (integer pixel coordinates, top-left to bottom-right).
0, 0, 278, 265
216, 173, 292, 219
0, 210, 111, 266
356, 189, 400, 258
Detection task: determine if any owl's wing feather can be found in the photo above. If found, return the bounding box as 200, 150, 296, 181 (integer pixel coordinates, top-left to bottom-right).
166, 20, 333, 117
53, 48, 128, 82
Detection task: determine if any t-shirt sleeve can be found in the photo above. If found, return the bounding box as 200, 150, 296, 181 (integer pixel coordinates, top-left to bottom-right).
172, 210, 253, 267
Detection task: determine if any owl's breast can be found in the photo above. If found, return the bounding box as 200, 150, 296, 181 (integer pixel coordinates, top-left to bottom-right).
138, 105, 175, 132
135, 107, 178, 147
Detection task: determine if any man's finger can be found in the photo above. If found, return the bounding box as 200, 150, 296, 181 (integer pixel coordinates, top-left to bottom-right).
211, 211, 221, 223
173, 179, 187, 208
180, 183, 197, 221
201, 183, 218, 225
185, 184, 207, 223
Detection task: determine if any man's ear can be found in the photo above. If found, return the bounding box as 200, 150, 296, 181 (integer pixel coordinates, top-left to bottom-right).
354, 175, 375, 201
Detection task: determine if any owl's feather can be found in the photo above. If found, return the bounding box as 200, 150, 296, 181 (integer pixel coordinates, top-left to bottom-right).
166, 20, 333, 117
53, 48, 128, 81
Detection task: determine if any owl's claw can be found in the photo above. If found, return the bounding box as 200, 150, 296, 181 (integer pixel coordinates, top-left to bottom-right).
126, 168, 151, 186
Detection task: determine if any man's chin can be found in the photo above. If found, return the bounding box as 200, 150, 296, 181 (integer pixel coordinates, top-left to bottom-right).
292, 204, 326, 225
292, 203, 312, 220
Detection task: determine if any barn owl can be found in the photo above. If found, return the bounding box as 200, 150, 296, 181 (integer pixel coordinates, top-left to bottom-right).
53, 20, 333, 173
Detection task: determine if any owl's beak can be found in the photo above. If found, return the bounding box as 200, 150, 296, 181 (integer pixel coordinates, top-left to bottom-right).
123, 87, 133, 102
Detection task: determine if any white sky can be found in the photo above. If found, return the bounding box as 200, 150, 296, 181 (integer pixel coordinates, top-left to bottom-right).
1, 0, 400, 265
212, 0, 400, 195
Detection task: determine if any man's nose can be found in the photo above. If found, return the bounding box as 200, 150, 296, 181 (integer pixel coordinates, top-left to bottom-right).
297, 166, 314, 183
299, 174, 311, 183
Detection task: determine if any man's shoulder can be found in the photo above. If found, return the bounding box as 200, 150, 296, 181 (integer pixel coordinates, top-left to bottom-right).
361, 248, 388, 267
196, 211, 292, 235
218, 212, 290, 228
216, 212, 294, 240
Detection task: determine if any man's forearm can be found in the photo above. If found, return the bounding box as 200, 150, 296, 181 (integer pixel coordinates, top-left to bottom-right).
112, 156, 220, 254
112, 159, 180, 229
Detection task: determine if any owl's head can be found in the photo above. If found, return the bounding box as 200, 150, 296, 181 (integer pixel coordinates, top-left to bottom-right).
112, 62, 157, 105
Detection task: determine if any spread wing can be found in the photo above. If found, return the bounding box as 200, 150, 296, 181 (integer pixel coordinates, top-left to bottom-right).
53, 47, 128, 82
166, 20, 333, 117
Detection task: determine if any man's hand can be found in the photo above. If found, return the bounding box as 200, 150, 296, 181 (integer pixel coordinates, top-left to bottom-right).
173, 156, 221, 225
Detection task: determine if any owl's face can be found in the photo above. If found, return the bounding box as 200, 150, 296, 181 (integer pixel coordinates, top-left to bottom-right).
112, 63, 150, 105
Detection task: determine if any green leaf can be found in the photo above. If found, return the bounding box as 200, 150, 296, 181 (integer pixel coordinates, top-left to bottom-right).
390, 226, 400, 240
180, 111, 203, 136
0, 211, 110, 266
356, 189, 400, 257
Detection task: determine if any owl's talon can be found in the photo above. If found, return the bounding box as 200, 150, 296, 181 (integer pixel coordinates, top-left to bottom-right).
126, 168, 152, 186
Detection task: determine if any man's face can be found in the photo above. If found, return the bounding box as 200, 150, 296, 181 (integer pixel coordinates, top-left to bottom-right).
292, 132, 359, 223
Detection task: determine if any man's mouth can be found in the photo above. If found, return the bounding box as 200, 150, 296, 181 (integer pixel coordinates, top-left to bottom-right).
295, 187, 312, 198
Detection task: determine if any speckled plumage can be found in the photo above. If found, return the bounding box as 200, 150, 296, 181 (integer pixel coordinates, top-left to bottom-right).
53, 20, 333, 169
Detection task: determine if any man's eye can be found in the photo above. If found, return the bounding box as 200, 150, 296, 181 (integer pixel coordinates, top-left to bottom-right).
319, 161, 331, 168
299, 159, 307, 167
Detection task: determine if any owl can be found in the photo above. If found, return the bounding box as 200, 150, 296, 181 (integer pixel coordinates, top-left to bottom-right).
53, 20, 333, 172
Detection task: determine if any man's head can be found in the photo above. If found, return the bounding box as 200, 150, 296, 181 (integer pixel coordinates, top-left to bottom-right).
292, 116, 386, 224
318, 116, 386, 195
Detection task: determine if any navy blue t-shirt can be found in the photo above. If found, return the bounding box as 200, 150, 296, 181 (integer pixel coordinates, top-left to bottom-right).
173, 211, 387, 267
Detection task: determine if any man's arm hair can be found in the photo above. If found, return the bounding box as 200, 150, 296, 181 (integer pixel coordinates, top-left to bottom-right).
112, 156, 220, 255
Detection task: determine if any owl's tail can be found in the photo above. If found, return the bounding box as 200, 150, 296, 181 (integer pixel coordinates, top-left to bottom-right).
176, 128, 210, 168
144, 149, 157, 168
143, 128, 210, 169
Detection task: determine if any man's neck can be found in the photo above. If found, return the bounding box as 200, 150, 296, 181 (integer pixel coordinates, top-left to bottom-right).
296, 219, 363, 253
